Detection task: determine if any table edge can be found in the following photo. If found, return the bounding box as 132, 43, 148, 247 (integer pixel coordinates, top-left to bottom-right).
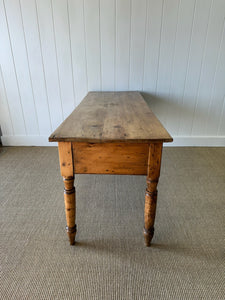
48, 137, 173, 143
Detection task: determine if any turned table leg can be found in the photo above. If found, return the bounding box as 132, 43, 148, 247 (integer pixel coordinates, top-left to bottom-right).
63, 176, 76, 245
144, 143, 162, 246
58, 142, 76, 245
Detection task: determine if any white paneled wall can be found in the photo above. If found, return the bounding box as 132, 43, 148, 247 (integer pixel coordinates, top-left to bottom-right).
0, 0, 225, 146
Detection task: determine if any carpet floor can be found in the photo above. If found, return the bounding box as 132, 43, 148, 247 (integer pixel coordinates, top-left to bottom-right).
0, 146, 224, 299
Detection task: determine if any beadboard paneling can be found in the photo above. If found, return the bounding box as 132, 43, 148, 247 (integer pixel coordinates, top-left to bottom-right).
0, 0, 225, 146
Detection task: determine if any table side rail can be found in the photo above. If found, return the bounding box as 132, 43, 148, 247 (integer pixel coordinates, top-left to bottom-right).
72, 142, 150, 175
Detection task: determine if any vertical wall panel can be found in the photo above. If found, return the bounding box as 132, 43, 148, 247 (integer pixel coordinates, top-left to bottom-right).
166, 0, 196, 134
129, 0, 147, 90
0, 0, 26, 135
142, 0, 164, 114
154, 0, 180, 123
100, 0, 115, 91
178, 0, 212, 136
0, 0, 225, 145
84, 0, 101, 91
52, 0, 76, 117
207, 23, 225, 136
0, 66, 14, 135
20, 0, 55, 134
143, 0, 163, 92
191, 0, 225, 135
68, 0, 88, 105
217, 97, 225, 136
115, 0, 131, 90
4, 0, 39, 135
35, 0, 63, 131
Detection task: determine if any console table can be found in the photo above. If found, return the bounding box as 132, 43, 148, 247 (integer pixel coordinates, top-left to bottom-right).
49, 92, 173, 246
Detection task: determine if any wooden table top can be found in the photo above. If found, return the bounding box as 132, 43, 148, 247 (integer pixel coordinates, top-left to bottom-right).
49, 91, 173, 143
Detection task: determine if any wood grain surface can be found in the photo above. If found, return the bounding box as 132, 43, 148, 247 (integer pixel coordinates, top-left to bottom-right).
72, 142, 149, 175
58, 142, 73, 177
49, 92, 173, 143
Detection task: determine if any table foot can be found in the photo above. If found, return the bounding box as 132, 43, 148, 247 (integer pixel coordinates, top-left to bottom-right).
66, 225, 77, 245
143, 226, 154, 247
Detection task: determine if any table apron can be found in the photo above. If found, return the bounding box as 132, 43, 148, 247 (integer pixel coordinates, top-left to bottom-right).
72, 142, 150, 175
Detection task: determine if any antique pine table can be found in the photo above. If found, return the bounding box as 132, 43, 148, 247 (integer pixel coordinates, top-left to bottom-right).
49, 92, 173, 246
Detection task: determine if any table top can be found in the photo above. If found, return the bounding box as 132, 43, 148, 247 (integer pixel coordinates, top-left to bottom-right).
49, 92, 173, 143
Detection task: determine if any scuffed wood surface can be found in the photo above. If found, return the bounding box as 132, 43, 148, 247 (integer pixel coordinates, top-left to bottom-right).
49, 92, 173, 143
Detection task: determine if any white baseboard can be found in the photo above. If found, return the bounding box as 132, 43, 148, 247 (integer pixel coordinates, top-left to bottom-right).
1, 135, 57, 146
166, 136, 225, 147
1, 135, 225, 147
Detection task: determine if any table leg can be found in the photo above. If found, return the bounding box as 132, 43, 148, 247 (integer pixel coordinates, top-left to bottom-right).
144, 143, 162, 246
63, 176, 76, 245
58, 142, 76, 245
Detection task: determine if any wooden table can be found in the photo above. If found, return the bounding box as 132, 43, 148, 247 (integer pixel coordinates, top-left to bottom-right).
49, 92, 173, 246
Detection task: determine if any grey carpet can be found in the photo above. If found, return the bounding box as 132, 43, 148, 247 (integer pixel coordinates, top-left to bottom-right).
0, 146, 224, 300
